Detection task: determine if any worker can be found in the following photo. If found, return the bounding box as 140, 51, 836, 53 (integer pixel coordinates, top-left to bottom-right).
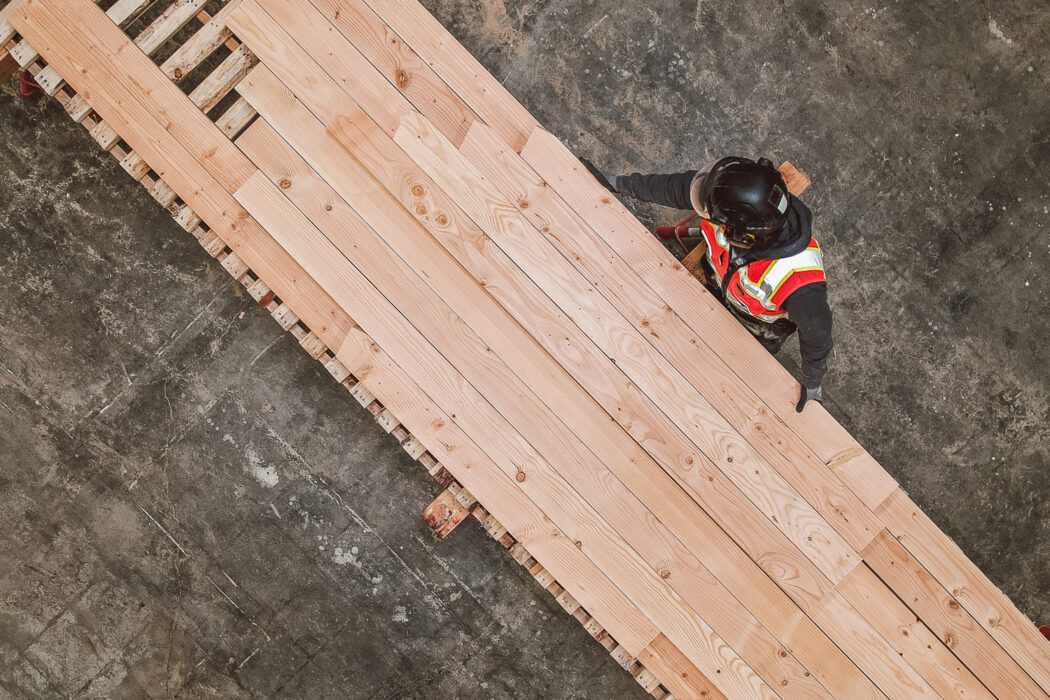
583, 156, 831, 412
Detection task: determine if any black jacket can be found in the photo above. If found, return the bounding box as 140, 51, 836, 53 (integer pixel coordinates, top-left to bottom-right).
614, 170, 832, 388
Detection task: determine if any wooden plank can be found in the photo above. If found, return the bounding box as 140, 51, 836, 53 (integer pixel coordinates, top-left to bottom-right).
360, 0, 538, 151
14, 13, 663, 692
23, 0, 257, 189
636, 634, 726, 700
231, 105, 807, 696
305, 0, 477, 144
10, 0, 353, 354
453, 120, 883, 556
213, 95, 255, 138
334, 324, 662, 659
229, 43, 907, 696
231, 65, 871, 697
837, 563, 994, 699
236, 0, 860, 608
258, 0, 881, 596
231, 168, 773, 699
162, 0, 243, 82
339, 0, 886, 510
244, 0, 808, 595
421, 488, 470, 538
0, 51, 15, 83
0, 1, 22, 48
131, 0, 209, 57
185, 42, 257, 113
398, 114, 862, 581
30, 0, 144, 93
862, 528, 1043, 697
778, 161, 811, 195
877, 489, 1050, 695
519, 128, 901, 509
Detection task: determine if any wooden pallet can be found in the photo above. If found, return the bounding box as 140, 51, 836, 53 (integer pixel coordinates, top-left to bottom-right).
0, 1, 675, 696
6, 1, 1050, 698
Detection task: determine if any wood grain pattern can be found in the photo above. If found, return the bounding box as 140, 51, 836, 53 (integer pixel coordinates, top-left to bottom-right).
519, 128, 901, 509
333, 321, 664, 660
305, 0, 479, 144
863, 529, 1043, 697
637, 633, 728, 700
234, 111, 839, 698
456, 119, 883, 557
878, 489, 1050, 694
227, 0, 863, 598
232, 168, 773, 699
398, 111, 863, 585
305, 0, 890, 561
9, 0, 352, 353
837, 562, 993, 699
360, 0, 538, 150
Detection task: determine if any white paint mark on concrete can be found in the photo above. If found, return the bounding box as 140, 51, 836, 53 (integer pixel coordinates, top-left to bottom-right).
244, 446, 278, 487
582, 14, 607, 39
333, 547, 357, 566
138, 505, 188, 557
392, 606, 409, 623
988, 20, 1013, 45
236, 648, 260, 669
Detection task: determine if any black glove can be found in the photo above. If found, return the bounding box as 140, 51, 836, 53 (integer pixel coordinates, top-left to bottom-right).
580, 157, 618, 193
796, 384, 823, 412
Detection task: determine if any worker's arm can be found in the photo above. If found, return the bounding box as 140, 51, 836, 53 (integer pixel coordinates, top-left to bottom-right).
613, 171, 698, 211
782, 282, 833, 389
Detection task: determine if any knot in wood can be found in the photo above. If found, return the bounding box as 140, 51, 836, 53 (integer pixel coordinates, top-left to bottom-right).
411, 184, 426, 197
659, 569, 671, 579
395, 69, 410, 89
173, 68, 183, 79
948, 599, 959, 610
436, 214, 450, 226
415, 205, 427, 216
278, 177, 292, 189
515, 471, 526, 483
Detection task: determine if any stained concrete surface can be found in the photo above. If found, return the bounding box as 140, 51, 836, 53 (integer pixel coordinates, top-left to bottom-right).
1, 0, 1048, 697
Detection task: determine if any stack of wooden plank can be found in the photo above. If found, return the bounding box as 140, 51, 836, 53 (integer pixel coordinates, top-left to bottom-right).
7, 0, 1050, 696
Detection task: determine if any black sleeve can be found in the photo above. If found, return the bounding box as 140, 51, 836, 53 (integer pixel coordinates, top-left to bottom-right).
613, 171, 697, 211
782, 282, 833, 388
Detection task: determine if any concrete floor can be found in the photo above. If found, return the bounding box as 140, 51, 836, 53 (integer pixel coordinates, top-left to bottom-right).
1, 0, 1048, 697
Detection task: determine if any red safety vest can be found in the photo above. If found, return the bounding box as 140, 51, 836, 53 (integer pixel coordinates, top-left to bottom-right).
700, 219, 826, 323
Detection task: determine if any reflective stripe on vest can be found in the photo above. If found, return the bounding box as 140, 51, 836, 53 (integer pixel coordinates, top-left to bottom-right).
700, 220, 826, 322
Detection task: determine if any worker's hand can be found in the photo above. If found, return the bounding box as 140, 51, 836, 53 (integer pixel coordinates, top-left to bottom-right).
796, 384, 823, 412
580, 157, 619, 193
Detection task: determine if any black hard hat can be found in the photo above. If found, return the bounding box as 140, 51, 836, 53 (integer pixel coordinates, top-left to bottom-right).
697, 156, 790, 247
